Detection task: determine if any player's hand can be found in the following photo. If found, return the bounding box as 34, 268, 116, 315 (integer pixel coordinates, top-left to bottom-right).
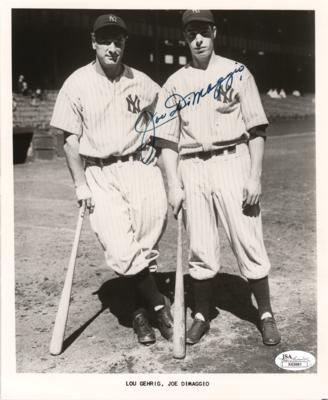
75, 183, 95, 213
168, 183, 185, 218
243, 176, 262, 207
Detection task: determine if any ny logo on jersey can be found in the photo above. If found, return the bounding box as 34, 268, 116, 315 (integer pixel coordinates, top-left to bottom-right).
215, 86, 235, 104
126, 94, 141, 114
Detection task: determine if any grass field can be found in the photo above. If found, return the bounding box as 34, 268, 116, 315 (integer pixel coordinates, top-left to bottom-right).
14, 121, 316, 373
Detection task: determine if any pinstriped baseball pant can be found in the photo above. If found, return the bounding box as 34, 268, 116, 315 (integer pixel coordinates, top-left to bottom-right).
179, 143, 271, 280
85, 161, 167, 276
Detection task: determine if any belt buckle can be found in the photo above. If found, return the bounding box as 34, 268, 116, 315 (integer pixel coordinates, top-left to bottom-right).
201, 152, 211, 161
223, 145, 236, 155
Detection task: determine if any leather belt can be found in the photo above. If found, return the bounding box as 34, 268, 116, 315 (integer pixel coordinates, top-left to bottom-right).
84, 153, 140, 167
181, 145, 237, 161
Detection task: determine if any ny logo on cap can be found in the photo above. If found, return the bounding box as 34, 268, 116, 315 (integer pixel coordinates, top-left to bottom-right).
126, 94, 141, 114
191, 10, 201, 14
109, 15, 117, 22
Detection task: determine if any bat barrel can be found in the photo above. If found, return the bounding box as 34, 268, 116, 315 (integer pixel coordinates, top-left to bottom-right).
49, 203, 86, 355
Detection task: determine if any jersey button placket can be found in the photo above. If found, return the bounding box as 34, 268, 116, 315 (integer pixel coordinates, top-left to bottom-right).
112, 79, 118, 157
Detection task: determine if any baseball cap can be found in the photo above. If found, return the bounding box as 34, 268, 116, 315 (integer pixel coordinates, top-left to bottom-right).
182, 10, 215, 28
93, 14, 128, 33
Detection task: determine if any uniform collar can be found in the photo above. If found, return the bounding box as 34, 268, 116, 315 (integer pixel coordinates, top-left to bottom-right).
93, 58, 128, 82
189, 52, 219, 71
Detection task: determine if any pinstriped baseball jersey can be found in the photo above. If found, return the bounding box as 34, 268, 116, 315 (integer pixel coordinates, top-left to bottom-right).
51, 60, 159, 158
155, 53, 271, 280
51, 58, 167, 276
155, 55, 268, 155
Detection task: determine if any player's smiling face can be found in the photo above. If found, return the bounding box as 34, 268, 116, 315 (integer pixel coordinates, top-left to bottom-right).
184, 22, 216, 60
92, 27, 127, 68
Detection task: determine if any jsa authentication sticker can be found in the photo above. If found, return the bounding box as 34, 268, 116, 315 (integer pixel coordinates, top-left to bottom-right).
275, 351, 316, 371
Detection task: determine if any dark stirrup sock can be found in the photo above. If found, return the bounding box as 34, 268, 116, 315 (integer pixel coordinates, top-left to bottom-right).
192, 277, 214, 322
248, 275, 273, 318
133, 268, 164, 309
123, 276, 146, 316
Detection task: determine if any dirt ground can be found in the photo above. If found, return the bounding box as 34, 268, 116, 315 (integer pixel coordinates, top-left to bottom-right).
14, 121, 316, 373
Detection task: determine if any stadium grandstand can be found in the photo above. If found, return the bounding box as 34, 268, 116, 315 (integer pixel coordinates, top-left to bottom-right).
12, 9, 315, 163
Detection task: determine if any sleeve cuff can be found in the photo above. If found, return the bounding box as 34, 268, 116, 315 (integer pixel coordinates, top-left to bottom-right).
152, 137, 178, 152
246, 119, 269, 133
50, 122, 80, 137
248, 124, 269, 136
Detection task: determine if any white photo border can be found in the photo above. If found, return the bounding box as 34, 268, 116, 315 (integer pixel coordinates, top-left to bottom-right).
1, 1, 328, 399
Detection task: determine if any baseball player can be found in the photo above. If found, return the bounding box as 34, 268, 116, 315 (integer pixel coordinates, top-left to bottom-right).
154, 10, 281, 345
50, 14, 173, 345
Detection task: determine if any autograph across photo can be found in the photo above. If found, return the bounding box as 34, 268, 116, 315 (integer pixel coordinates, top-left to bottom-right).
1, 4, 325, 400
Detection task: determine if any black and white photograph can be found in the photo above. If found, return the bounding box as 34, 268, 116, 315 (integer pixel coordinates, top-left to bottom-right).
1, 1, 328, 399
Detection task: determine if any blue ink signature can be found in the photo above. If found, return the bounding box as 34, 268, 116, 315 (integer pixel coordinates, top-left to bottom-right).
135, 64, 244, 164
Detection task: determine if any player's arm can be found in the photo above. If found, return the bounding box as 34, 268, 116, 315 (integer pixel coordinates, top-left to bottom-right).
160, 146, 184, 218
50, 81, 94, 211
63, 132, 95, 213
238, 68, 269, 207
243, 126, 266, 207
153, 82, 184, 216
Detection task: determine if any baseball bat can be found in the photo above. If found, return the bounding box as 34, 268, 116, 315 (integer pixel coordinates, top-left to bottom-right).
173, 210, 186, 359
49, 203, 86, 355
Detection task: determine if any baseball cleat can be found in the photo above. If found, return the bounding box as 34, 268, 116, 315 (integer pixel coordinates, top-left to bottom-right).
132, 309, 156, 346
259, 316, 281, 346
186, 318, 210, 345
154, 296, 173, 340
